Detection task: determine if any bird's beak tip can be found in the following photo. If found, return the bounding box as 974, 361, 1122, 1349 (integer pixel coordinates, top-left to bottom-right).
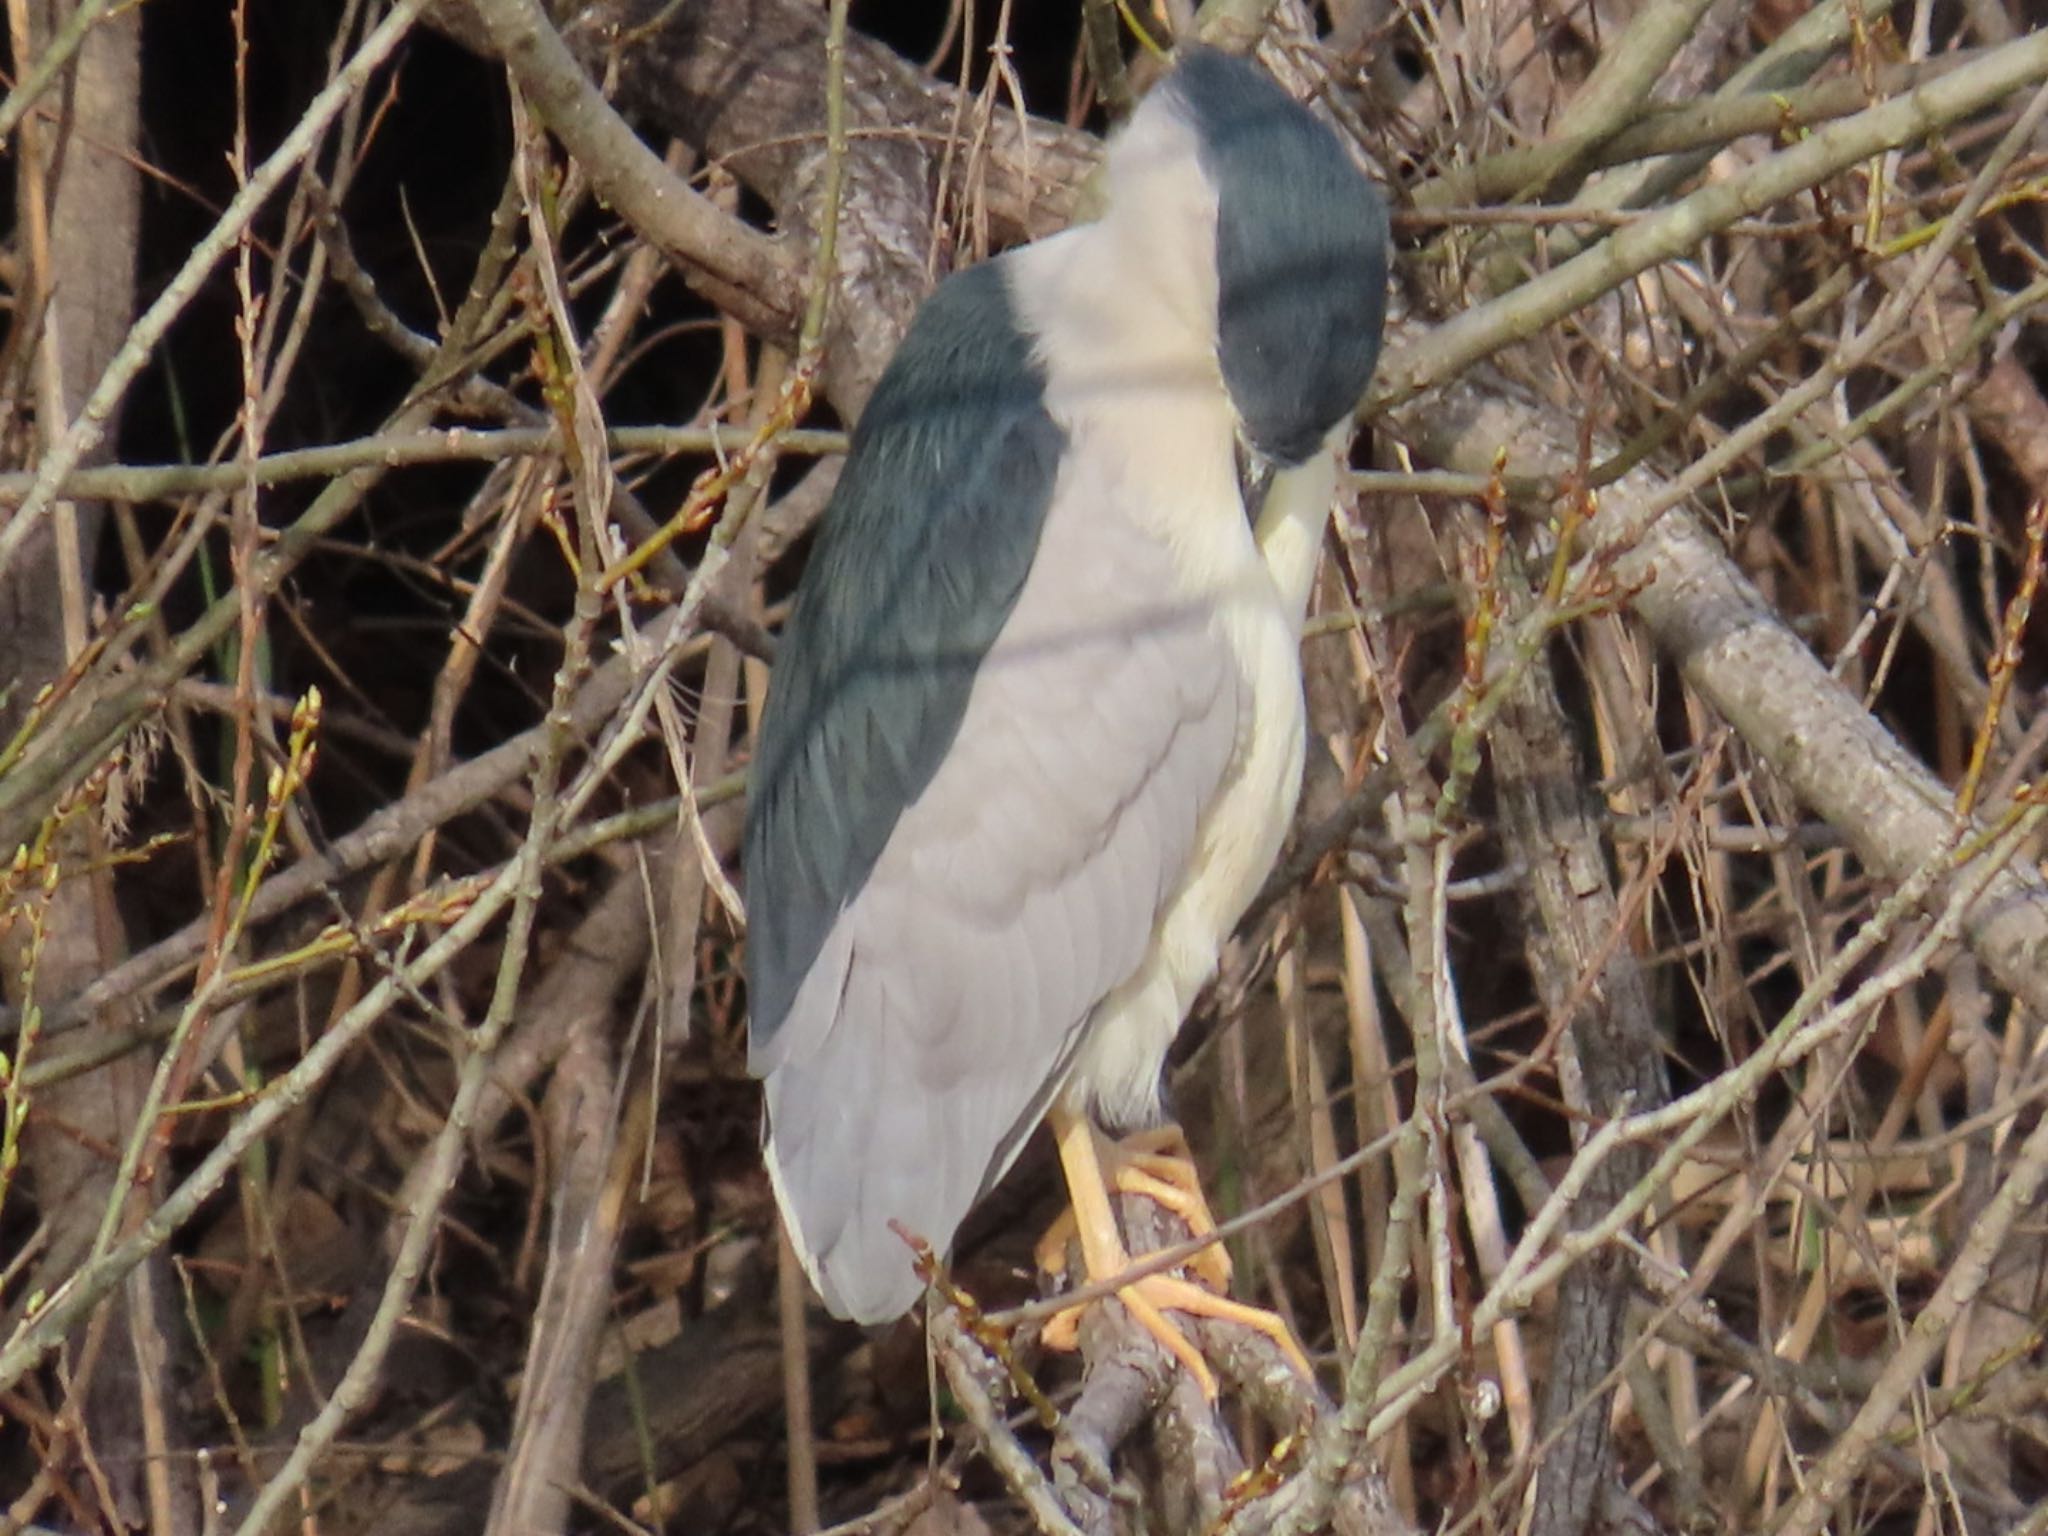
1233, 432, 1277, 523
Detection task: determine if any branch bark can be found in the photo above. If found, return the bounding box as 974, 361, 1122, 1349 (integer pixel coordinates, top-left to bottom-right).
2, 2, 179, 1526
1384, 355, 2048, 1024
1491, 632, 1669, 1536
460, 0, 802, 341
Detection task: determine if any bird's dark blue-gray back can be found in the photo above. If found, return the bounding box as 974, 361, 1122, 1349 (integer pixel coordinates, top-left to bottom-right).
744, 259, 1067, 1061
1172, 47, 1389, 467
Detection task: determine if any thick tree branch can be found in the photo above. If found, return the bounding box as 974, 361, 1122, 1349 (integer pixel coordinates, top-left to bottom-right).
1491, 633, 1669, 1536
461, 0, 801, 340
1384, 355, 2048, 1020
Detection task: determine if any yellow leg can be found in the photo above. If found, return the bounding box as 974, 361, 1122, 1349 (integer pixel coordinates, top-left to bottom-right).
1035, 1108, 1312, 1398
1035, 1123, 1232, 1292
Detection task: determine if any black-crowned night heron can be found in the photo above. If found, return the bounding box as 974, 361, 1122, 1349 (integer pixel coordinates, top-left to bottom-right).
744, 45, 1389, 1390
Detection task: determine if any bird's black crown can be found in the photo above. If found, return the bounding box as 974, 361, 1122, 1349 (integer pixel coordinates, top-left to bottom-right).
1166, 46, 1389, 466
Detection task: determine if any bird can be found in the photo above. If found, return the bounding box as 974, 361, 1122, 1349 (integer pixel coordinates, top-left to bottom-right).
743, 43, 1389, 1389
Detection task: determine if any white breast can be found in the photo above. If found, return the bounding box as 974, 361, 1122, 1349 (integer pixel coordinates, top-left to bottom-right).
1005, 222, 1332, 1128
1062, 451, 1327, 1126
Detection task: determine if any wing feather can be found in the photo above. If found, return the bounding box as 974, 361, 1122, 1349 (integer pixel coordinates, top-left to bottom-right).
761, 455, 1244, 1322
745, 259, 1066, 1061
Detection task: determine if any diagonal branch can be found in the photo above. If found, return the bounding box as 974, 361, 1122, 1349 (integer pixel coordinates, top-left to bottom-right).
1385, 355, 2048, 1020
462, 0, 801, 339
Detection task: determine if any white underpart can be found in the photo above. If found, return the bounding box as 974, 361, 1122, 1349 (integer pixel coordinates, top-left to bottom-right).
1063, 450, 1327, 1126
1009, 100, 1332, 1127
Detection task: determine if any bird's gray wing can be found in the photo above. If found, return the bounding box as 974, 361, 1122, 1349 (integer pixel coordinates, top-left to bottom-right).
745, 258, 1064, 1058
753, 442, 1243, 1323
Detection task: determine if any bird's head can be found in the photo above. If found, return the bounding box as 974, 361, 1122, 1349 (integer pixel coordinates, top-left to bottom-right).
1105, 46, 1390, 474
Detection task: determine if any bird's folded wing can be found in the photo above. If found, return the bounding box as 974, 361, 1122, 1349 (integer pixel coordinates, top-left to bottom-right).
745, 258, 1062, 1059
755, 463, 1243, 1322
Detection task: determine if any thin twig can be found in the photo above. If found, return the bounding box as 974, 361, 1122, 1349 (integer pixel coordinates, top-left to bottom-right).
1376, 30, 2048, 406
0, 425, 846, 506
0, 0, 437, 582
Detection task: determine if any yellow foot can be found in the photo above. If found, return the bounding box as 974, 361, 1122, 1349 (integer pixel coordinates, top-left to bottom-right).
1036, 1111, 1313, 1399
1035, 1124, 1230, 1292
1041, 1271, 1316, 1395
